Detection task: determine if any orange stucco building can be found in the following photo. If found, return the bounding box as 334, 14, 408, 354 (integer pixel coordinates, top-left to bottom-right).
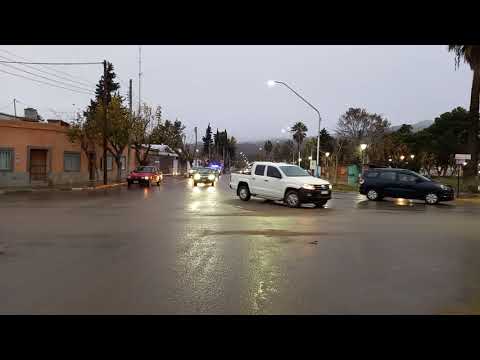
0, 114, 136, 187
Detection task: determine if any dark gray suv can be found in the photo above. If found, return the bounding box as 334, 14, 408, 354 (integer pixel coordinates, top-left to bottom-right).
359, 168, 454, 204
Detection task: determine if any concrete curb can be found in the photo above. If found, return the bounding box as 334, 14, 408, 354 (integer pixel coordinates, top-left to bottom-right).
0, 182, 127, 195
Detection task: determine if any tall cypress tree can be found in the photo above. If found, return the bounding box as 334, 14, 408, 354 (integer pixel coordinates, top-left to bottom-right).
84, 61, 121, 119
202, 123, 213, 158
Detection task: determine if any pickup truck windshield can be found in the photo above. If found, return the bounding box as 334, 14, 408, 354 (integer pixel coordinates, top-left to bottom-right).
279, 166, 310, 177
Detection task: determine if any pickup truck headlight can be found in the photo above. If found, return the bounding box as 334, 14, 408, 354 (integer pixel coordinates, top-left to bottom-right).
189, 169, 194, 173
440, 184, 449, 190
328, 184, 332, 190
194, 173, 201, 180
302, 184, 316, 190
208, 174, 215, 180
144, 176, 149, 180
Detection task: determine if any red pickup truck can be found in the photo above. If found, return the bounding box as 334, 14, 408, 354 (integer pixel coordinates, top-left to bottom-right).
127, 166, 163, 187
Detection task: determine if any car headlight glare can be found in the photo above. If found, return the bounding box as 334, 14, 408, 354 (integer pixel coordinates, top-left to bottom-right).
302, 184, 316, 190
144, 176, 149, 180
328, 184, 332, 190
208, 174, 215, 180
194, 174, 201, 180
440, 185, 448, 190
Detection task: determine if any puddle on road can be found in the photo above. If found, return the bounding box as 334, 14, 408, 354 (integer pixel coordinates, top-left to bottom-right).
202, 229, 330, 237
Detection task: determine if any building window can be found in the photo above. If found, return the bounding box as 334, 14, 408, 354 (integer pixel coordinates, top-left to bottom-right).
107, 155, 113, 171
0, 149, 13, 171
101, 155, 113, 171
64, 152, 81, 172
120, 156, 126, 170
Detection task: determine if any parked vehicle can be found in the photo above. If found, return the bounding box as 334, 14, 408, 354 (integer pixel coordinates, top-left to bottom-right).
193, 168, 217, 186
127, 166, 163, 187
359, 168, 454, 204
229, 162, 332, 208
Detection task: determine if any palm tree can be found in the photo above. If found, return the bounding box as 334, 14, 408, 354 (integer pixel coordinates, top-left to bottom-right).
290, 122, 308, 165
448, 45, 480, 190
264, 140, 273, 160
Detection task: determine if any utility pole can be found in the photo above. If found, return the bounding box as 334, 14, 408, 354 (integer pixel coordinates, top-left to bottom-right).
194, 126, 198, 166
103, 60, 108, 185
138, 46, 142, 115
127, 79, 133, 174
13, 98, 17, 118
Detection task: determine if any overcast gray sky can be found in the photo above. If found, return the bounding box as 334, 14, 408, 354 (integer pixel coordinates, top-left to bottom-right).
0, 45, 472, 142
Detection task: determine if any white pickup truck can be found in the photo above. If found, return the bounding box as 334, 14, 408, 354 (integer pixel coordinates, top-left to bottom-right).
229, 162, 332, 208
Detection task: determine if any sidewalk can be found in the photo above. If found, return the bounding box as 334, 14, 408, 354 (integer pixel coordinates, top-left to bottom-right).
0, 181, 127, 195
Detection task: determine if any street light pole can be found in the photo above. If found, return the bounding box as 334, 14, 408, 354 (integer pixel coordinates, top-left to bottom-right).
268, 80, 322, 177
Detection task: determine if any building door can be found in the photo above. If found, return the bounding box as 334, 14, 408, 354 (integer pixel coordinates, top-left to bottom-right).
30, 149, 48, 183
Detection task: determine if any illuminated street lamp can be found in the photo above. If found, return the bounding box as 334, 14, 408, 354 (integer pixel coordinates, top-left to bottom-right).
308, 156, 312, 160
267, 79, 322, 177
410, 154, 415, 160
400, 155, 405, 161
360, 143, 367, 165
325, 152, 330, 158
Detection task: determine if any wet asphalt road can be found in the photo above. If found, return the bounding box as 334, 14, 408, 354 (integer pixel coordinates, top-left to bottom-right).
1, 175, 480, 314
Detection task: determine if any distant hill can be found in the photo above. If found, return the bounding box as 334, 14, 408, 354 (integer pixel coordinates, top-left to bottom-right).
390, 120, 433, 133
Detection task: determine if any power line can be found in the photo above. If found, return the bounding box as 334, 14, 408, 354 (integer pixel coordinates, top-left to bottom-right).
0, 60, 102, 65
0, 48, 98, 87
0, 62, 94, 93
0, 68, 94, 96
0, 54, 95, 88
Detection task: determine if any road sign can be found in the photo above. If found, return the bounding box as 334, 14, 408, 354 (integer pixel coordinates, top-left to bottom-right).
455, 154, 471, 160
310, 160, 317, 170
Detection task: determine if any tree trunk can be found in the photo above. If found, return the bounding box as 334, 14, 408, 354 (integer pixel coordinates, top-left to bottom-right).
115, 155, 122, 182
334, 156, 338, 185
464, 69, 480, 191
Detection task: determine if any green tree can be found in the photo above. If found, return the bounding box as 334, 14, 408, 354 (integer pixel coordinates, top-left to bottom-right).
67, 113, 101, 182
448, 45, 480, 190
227, 136, 237, 168
418, 107, 469, 175
290, 122, 308, 164
264, 140, 273, 160
319, 128, 334, 153
202, 123, 213, 158
94, 96, 132, 181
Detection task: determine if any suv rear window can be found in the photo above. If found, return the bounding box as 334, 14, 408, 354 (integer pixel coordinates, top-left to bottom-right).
254, 165, 266, 176
379, 172, 397, 181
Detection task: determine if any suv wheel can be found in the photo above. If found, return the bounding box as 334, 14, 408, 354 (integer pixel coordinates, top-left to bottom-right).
238, 185, 251, 201
425, 192, 439, 205
285, 190, 301, 208
366, 188, 380, 201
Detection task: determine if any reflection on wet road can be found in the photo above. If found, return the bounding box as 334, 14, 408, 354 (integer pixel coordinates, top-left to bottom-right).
1, 176, 480, 314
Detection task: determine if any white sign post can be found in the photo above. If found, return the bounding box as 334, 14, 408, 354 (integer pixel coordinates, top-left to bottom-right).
454, 154, 471, 197
309, 160, 317, 170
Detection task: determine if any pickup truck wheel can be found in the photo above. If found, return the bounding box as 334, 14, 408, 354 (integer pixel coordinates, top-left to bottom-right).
193, 181, 198, 187
285, 190, 301, 208
238, 185, 251, 201
127, 181, 132, 187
